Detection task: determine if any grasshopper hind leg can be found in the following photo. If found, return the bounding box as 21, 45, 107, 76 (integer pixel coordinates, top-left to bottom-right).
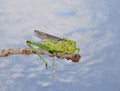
26, 40, 48, 69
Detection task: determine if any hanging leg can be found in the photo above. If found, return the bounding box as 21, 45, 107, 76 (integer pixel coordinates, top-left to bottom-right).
52, 57, 56, 78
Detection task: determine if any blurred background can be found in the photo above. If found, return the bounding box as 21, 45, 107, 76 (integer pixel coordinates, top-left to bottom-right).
0, 0, 120, 91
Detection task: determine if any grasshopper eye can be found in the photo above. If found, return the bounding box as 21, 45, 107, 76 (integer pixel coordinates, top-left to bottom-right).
69, 42, 73, 45
74, 41, 76, 44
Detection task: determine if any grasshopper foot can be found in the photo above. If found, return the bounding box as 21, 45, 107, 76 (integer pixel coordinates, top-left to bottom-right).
45, 62, 48, 70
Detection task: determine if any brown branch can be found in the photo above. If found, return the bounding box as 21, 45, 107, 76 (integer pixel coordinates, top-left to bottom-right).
0, 48, 81, 62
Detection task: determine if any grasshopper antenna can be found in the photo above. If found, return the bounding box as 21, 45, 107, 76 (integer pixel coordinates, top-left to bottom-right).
77, 33, 94, 46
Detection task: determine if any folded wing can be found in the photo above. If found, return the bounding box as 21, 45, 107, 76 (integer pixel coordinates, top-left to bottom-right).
34, 30, 62, 42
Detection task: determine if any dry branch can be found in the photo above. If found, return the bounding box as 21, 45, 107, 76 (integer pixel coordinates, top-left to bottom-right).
0, 48, 81, 62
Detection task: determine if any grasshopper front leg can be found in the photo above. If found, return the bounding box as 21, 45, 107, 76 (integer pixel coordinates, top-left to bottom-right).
76, 48, 80, 54
26, 40, 48, 69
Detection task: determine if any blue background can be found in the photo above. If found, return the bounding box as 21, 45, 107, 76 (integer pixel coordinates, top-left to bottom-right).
0, 0, 120, 91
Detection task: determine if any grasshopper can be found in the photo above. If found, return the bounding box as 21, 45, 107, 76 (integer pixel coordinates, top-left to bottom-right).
26, 30, 80, 77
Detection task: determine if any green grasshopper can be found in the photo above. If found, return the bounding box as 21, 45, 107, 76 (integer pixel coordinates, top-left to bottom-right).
26, 30, 80, 70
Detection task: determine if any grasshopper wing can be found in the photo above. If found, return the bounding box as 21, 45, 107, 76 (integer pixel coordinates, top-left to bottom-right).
34, 30, 62, 42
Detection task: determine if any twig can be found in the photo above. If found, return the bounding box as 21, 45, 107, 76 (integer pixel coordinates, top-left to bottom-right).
0, 48, 81, 62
